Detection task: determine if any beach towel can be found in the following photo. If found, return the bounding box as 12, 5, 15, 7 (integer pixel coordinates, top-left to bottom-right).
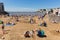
5, 24, 14, 26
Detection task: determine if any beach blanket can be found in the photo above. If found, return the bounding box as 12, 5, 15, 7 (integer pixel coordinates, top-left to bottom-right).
5, 24, 14, 26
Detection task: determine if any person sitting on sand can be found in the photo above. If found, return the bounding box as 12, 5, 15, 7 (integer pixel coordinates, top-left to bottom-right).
40, 21, 47, 27
6, 21, 16, 26
6, 22, 11, 25
16, 18, 19, 22
29, 18, 35, 24
24, 30, 35, 38
38, 16, 41, 20
41, 13, 47, 20
56, 30, 60, 33
29, 30, 35, 37
15, 16, 19, 22
11, 22, 16, 25
24, 31, 31, 38
37, 28, 46, 37
52, 20, 57, 23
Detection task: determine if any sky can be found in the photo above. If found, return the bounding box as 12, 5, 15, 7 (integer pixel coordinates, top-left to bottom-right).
0, 0, 60, 12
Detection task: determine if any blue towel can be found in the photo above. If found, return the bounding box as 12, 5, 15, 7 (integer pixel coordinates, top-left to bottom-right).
5, 24, 14, 26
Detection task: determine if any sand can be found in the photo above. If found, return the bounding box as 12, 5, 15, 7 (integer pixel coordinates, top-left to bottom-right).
0, 15, 60, 40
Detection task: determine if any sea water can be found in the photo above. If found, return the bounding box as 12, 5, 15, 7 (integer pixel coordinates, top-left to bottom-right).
8, 12, 45, 16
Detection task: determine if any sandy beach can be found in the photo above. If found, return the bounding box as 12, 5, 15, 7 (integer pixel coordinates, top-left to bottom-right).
0, 0, 60, 40
0, 15, 59, 40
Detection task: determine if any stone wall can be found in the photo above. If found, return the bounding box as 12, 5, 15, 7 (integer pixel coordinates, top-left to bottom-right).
48, 14, 60, 23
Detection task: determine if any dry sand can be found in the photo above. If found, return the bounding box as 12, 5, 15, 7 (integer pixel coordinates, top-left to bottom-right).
0, 15, 60, 40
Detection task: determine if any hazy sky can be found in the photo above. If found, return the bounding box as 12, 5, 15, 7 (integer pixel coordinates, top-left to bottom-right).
0, 0, 60, 12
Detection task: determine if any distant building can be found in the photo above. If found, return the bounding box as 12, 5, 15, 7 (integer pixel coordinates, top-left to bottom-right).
0, 3, 4, 12
0, 3, 9, 15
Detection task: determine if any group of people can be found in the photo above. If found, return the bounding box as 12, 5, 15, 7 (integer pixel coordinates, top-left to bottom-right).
24, 28, 47, 38
24, 13, 47, 38
0, 15, 19, 35
0, 14, 47, 39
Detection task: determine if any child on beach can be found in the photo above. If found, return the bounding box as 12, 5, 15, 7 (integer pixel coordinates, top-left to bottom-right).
37, 28, 46, 37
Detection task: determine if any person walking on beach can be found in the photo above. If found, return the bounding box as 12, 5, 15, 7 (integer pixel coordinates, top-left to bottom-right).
2, 22, 5, 35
